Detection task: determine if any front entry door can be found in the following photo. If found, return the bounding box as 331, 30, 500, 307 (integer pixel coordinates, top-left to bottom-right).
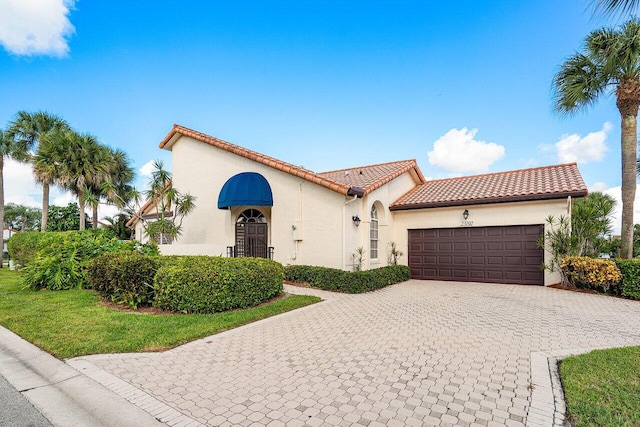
236, 222, 268, 258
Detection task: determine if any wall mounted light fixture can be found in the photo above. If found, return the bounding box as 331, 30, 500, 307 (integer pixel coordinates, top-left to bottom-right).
352, 215, 361, 227
463, 209, 469, 220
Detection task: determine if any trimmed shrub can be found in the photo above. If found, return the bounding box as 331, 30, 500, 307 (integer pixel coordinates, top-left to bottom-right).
285, 265, 410, 293
87, 252, 161, 308
560, 256, 622, 293
613, 259, 640, 300
153, 256, 284, 314
7, 232, 48, 267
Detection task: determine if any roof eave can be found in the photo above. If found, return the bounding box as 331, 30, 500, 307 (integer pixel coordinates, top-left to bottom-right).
389, 190, 588, 211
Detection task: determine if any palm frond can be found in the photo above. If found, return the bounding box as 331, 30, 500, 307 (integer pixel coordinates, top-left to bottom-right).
553, 53, 609, 115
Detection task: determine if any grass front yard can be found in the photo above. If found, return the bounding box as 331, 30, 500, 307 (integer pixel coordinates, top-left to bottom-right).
560, 346, 640, 426
0, 269, 320, 359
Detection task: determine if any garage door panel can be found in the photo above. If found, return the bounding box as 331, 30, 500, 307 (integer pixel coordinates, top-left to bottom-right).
487, 256, 503, 265
408, 225, 544, 285
438, 255, 453, 264
454, 242, 468, 251
486, 270, 504, 280
505, 241, 522, 251
505, 256, 523, 266
469, 256, 485, 265
453, 270, 468, 279
453, 256, 468, 265
524, 256, 542, 265
486, 242, 504, 251
469, 242, 485, 251
469, 270, 485, 280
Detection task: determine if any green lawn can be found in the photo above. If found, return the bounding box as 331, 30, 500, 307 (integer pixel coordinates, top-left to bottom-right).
0, 269, 320, 359
560, 346, 640, 426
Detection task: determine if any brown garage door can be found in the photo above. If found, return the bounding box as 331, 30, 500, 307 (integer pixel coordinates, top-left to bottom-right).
408, 225, 544, 285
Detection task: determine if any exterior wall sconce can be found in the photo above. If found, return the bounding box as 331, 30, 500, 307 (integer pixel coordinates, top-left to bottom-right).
352, 215, 361, 227
463, 209, 469, 220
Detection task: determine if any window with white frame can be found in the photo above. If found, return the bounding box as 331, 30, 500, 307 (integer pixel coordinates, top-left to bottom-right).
370, 205, 379, 260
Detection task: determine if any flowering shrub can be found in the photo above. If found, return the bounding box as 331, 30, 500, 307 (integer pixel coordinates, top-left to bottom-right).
560, 256, 622, 293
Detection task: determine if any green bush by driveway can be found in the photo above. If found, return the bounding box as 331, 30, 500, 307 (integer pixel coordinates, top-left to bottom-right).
154, 256, 284, 313
285, 264, 410, 293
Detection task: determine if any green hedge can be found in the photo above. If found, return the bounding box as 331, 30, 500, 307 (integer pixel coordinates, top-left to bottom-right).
7, 232, 48, 267
153, 256, 284, 314
285, 264, 410, 293
21, 230, 158, 291
87, 252, 161, 308
613, 259, 640, 299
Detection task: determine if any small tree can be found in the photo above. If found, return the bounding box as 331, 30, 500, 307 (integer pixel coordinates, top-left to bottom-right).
387, 241, 403, 265
47, 203, 90, 232
131, 160, 196, 244
352, 247, 366, 272
538, 215, 576, 284
571, 192, 616, 257
102, 213, 133, 240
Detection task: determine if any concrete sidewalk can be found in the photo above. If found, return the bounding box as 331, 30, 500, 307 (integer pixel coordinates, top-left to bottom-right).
0, 326, 166, 427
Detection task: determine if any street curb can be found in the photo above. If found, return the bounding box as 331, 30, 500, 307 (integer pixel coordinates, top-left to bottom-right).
526, 347, 612, 427
67, 358, 206, 427
0, 326, 166, 427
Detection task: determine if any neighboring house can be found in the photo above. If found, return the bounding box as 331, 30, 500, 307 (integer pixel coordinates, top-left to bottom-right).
3, 227, 19, 254
131, 124, 588, 286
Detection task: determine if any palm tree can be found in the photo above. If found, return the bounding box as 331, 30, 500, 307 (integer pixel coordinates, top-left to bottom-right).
8, 111, 70, 231
52, 130, 108, 230
553, 18, 640, 258
593, 0, 640, 15
4, 203, 41, 231
86, 146, 134, 229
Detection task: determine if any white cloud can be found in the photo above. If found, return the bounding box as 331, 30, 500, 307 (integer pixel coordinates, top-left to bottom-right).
139, 160, 155, 178
428, 128, 505, 173
555, 122, 611, 164
589, 181, 609, 193
0, 0, 75, 57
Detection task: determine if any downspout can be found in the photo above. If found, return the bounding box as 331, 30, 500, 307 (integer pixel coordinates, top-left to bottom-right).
343, 194, 359, 270
295, 183, 303, 264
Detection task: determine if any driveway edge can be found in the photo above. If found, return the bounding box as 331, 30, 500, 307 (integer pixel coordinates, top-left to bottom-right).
526, 347, 611, 427
0, 326, 166, 427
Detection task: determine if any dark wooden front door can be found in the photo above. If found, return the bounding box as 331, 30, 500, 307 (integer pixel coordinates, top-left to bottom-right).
236, 222, 268, 258
408, 225, 544, 285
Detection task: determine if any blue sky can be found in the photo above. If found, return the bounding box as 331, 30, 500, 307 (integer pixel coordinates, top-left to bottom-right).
0, 0, 634, 230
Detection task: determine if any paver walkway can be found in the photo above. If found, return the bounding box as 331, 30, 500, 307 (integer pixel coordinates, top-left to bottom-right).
69, 281, 640, 426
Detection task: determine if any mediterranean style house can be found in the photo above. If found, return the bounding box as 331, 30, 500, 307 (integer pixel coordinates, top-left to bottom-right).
130, 124, 588, 286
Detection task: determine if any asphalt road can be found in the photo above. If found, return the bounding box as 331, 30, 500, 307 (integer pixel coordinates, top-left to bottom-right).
0, 373, 51, 427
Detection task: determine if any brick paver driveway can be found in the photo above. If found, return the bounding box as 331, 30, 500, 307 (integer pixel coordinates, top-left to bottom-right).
70, 281, 640, 426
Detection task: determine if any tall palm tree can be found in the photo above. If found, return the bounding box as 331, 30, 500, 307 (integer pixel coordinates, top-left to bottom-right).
8, 111, 70, 231
553, 18, 640, 258
52, 130, 107, 230
86, 146, 134, 229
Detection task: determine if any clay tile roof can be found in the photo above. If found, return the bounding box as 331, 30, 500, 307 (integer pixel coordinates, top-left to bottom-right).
160, 124, 425, 197
390, 163, 588, 211
318, 160, 426, 194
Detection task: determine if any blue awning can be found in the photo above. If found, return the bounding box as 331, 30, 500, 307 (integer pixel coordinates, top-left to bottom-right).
218, 172, 273, 209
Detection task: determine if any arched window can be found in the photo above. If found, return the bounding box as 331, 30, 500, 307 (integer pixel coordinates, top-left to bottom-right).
236, 209, 266, 223
370, 205, 379, 260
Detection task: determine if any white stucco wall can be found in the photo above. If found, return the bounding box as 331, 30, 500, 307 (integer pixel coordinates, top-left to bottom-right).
390, 198, 571, 285
345, 172, 418, 270
167, 136, 353, 269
